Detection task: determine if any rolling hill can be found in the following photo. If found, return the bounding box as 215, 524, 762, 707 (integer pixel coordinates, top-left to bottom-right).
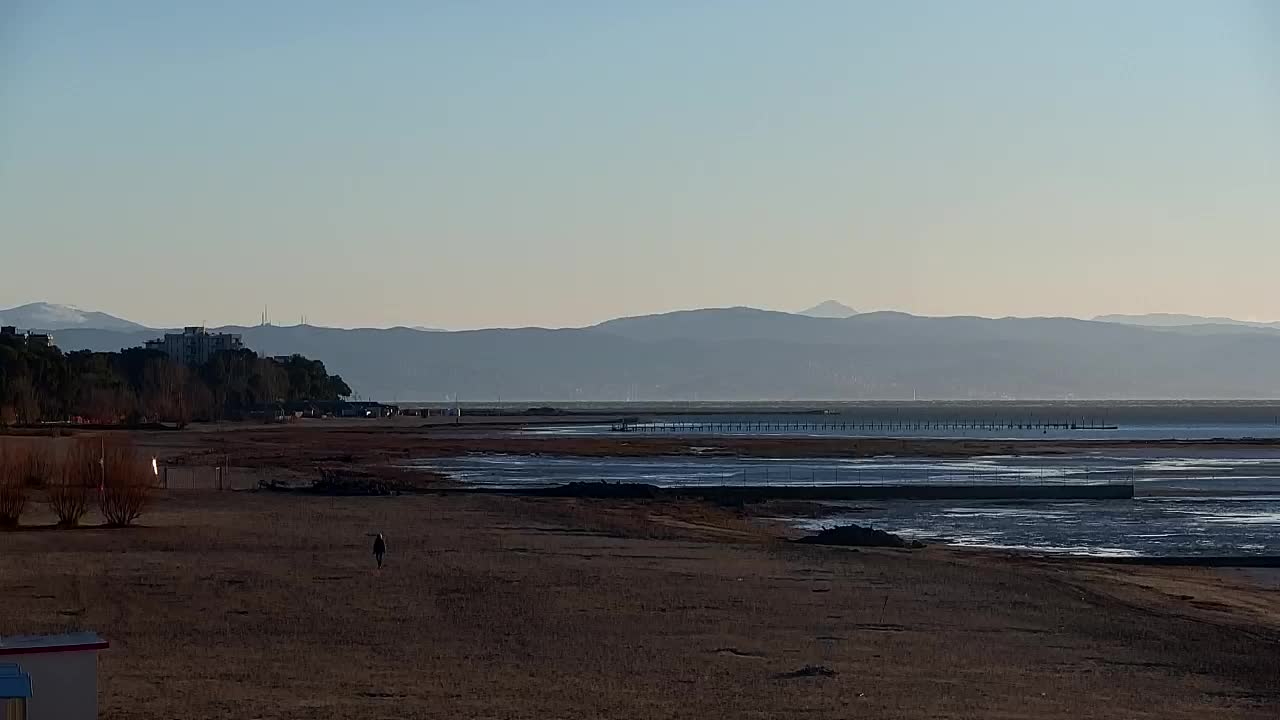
1095, 313, 1280, 331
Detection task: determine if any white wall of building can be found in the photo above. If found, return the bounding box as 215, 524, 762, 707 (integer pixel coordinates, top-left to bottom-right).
9, 651, 98, 720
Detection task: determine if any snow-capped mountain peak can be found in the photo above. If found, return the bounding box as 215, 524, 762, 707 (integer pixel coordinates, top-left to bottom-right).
797, 300, 858, 319
0, 302, 150, 331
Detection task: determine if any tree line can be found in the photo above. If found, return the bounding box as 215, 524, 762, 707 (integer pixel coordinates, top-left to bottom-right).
0, 337, 352, 425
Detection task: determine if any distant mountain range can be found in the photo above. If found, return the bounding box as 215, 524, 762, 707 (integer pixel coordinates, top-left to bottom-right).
0, 302, 149, 332
11, 301, 1275, 337
1094, 313, 1280, 331
32, 303, 1280, 401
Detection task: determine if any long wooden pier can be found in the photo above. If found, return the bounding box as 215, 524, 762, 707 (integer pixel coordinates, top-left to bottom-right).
610, 418, 1118, 433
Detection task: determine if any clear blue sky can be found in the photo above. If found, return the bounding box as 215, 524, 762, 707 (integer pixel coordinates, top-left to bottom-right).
2, 1, 1277, 329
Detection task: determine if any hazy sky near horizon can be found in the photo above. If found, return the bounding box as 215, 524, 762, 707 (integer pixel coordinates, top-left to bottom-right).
2, 1, 1278, 329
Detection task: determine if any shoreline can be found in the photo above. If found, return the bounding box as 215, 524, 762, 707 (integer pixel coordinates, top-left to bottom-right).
13, 420, 1278, 564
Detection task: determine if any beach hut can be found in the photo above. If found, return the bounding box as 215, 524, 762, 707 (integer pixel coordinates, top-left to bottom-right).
0, 664, 32, 720
0, 633, 108, 720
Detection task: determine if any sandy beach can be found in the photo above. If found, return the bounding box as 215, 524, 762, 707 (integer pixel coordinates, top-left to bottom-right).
2, 421, 1278, 717
2, 486, 1279, 719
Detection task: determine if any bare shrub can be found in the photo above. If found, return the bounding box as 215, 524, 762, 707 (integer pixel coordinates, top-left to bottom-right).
0, 443, 28, 528
48, 442, 96, 527
22, 443, 54, 488
99, 441, 153, 527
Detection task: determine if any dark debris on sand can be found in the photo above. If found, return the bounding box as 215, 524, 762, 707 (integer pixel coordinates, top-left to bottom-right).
795, 524, 925, 549
774, 665, 838, 680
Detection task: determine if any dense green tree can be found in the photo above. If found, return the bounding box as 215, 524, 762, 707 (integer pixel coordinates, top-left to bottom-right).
0, 340, 352, 424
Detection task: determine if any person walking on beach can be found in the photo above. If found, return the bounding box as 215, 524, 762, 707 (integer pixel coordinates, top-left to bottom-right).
373, 532, 387, 569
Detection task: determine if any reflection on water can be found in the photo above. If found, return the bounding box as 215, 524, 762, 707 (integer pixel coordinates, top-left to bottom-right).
801, 496, 1280, 557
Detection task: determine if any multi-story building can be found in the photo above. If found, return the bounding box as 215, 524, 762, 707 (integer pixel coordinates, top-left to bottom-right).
144, 327, 243, 366
1, 326, 55, 348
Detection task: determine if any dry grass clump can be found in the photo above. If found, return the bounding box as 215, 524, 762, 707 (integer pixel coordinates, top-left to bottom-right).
0, 443, 28, 528
99, 441, 152, 527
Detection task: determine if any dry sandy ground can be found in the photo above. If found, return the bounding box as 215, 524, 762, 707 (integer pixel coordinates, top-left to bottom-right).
2, 490, 1278, 719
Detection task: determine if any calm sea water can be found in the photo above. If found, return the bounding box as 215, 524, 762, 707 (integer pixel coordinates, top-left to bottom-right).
425, 452, 1280, 490
423, 453, 1280, 556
